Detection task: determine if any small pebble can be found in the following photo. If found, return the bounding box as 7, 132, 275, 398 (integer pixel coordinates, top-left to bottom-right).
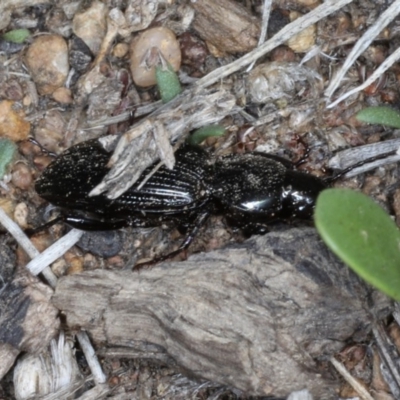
179, 32, 207, 67
25, 35, 69, 95
107, 255, 124, 269
2, 79, 24, 101
34, 110, 65, 153
30, 233, 52, 253
83, 253, 98, 270
130, 27, 181, 87
72, 0, 107, 55
69, 35, 93, 73
287, 12, 316, 53
67, 256, 84, 275
52, 87, 73, 104
0, 198, 15, 219
0, 100, 30, 141
14, 202, 29, 229
11, 163, 33, 190
113, 42, 129, 58
77, 230, 124, 258
51, 258, 68, 277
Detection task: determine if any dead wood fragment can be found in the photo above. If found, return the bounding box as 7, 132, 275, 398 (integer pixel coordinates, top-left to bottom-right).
191, 0, 260, 54
0, 263, 60, 380
90, 89, 236, 199
52, 228, 392, 398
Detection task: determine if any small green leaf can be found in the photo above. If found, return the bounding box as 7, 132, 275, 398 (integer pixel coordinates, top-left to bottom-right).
356, 106, 400, 129
0, 139, 17, 179
155, 63, 181, 103
2, 29, 30, 44
315, 188, 400, 301
188, 125, 226, 145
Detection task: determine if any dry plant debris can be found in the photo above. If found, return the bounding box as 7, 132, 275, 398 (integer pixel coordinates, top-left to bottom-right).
1, 0, 400, 399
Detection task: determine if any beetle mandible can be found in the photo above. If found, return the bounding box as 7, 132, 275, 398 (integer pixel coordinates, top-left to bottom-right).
35, 138, 329, 269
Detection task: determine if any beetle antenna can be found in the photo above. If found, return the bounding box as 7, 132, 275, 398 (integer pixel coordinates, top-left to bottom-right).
28, 137, 57, 157
324, 149, 398, 184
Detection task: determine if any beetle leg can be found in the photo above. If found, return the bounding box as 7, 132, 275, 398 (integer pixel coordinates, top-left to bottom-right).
63, 214, 130, 230
28, 212, 131, 236
132, 211, 210, 271
293, 134, 311, 167
25, 216, 65, 236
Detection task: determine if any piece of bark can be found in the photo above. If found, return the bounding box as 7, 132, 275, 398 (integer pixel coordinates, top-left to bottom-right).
52, 228, 392, 398
0, 238, 60, 380
191, 0, 260, 54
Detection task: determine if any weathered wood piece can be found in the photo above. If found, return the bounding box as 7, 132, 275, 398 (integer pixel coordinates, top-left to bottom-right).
0, 239, 60, 380
53, 228, 392, 398
191, 0, 260, 54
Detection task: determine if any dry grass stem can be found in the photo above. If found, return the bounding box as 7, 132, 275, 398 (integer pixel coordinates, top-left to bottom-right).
330, 356, 374, 400
325, 0, 400, 100
327, 45, 400, 108
372, 325, 400, 396
246, 0, 272, 72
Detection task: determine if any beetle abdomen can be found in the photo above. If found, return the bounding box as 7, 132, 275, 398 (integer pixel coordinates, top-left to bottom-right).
35, 139, 111, 210
35, 140, 210, 217
117, 145, 210, 213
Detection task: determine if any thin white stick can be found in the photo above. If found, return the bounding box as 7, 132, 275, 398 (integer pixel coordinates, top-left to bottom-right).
330, 356, 374, 400
246, 0, 272, 72
257, 0, 272, 48
327, 45, 400, 108
325, 0, 400, 99
372, 325, 400, 392
0, 207, 38, 258
76, 332, 107, 384
195, 0, 354, 89
25, 229, 83, 276
0, 207, 57, 288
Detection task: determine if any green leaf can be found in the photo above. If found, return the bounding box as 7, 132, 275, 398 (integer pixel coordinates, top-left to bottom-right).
2, 29, 30, 44
155, 63, 181, 103
187, 125, 226, 145
315, 188, 400, 301
356, 106, 400, 129
0, 138, 17, 179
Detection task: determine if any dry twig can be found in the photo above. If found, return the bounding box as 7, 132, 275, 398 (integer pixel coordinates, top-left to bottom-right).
373, 323, 400, 397
330, 356, 374, 400
325, 0, 400, 101
327, 45, 400, 108
246, 0, 272, 72
328, 139, 400, 177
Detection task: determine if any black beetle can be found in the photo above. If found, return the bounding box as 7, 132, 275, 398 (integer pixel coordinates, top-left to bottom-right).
35, 139, 328, 268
